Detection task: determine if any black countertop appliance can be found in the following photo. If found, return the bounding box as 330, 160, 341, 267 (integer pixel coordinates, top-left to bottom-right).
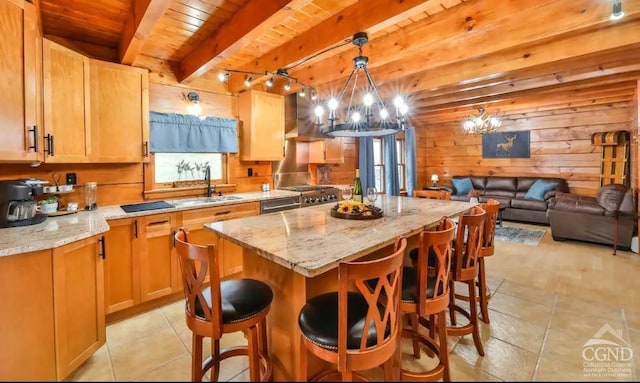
0, 180, 46, 228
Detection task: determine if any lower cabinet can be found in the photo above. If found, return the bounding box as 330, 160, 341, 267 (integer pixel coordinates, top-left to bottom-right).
104, 202, 259, 315
0, 235, 105, 381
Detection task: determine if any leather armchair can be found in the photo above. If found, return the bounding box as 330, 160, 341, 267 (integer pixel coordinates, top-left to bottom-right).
547, 184, 635, 250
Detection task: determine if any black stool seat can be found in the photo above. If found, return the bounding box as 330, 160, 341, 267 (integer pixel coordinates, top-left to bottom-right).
298, 292, 386, 350
196, 279, 273, 324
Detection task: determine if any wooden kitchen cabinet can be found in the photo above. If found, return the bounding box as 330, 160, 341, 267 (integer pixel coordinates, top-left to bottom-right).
89, 60, 149, 163
0, 249, 56, 381
103, 218, 140, 314
0, 236, 105, 381
42, 39, 91, 163
138, 213, 179, 302
309, 138, 344, 163
52, 235, 105, 379
0, 0, 39, 162
179, 202, 259, 279
239, 89, 285, 161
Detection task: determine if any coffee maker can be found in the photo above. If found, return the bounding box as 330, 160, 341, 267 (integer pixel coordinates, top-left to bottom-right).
0, 180, 47, 228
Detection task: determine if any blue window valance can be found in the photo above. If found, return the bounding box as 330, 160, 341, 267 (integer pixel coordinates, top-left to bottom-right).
149, 111, 238, 153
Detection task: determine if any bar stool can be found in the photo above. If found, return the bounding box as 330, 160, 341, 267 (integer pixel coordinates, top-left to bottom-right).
413, 189, 452, 200
174, 229, 273, 382
297, 237, 407, 381
447, 206, 486, 356
399, 217, 455, 381
477, 199, 499, 323
454, 199, 499, 324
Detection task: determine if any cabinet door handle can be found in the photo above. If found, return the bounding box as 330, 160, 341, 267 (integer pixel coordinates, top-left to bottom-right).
28, 125, 38, 152
323, 150, 326, 161
44, 134, 54, 156
143, 141, 149, 157
133, 220, 138, 238
215, 210, 231, 216
147, 220, 169, 226
172, 230, 176, 248
98, 236, 106, 259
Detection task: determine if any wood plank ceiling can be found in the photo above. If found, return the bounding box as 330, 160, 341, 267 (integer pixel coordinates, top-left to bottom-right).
38, 0, 640, 125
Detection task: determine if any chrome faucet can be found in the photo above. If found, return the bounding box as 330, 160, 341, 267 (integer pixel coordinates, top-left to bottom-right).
204, 166, 214, 197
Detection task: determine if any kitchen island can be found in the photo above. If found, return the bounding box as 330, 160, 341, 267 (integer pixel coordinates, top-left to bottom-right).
206, 195, 475, 381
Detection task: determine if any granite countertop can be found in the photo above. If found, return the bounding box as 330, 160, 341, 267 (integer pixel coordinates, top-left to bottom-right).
0, 190, 301, 257
206, 196, 475, 278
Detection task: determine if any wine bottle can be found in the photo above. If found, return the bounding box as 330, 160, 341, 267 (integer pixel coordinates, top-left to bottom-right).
353, 168, 363, 202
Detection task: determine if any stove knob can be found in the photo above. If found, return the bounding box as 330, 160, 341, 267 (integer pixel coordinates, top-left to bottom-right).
321, 197, 327, 202
309, 197, 316, 203
303, 198, 309, 204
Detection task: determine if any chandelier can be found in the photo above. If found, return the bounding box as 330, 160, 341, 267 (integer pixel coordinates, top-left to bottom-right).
313, 32, 409, 137
461, 108, 502, 134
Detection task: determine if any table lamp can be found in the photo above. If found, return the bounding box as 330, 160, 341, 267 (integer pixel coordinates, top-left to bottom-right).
431, 174, 439, 187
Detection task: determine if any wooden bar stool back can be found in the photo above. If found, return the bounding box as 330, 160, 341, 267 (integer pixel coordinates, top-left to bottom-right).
447, 206, 486, 356
400, 217, 455, 381
413, 189, 452, 200
175, 229, 273, 382
297, 237, 407, 382
478, 199, 500, 323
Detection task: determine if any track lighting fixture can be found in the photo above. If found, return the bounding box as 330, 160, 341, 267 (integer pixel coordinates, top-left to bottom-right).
217, 72, 229, 82
299, 88, 306, 97
265, 77, 274, 87
284, 80, 291, 92
244, 76, 253, 87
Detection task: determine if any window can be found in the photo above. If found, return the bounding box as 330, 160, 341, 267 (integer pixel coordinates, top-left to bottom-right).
371, 136, 406, 194
373, 138, 384, 193
154, 153, 225, 187
396, 137, 406, 191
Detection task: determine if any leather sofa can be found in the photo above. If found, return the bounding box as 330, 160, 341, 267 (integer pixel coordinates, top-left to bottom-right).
547, 184, 635, 250
442, 176, 570, 224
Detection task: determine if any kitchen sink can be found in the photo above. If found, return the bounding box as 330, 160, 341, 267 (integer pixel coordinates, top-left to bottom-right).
170, 195, 243, 207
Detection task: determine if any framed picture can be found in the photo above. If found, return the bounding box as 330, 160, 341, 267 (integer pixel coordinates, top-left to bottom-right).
482, 131, 530, 158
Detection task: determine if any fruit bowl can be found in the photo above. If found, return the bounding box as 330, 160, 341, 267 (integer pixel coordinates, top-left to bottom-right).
330, 200, 383, 220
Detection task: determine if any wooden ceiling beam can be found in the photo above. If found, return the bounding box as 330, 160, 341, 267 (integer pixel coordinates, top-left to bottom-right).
413, 72, 640, 114
227, 0, 436, 93
297, 0, 640, 94
178, 0, 311, 84
119, 0, 171, 65
291, 0, 595, 87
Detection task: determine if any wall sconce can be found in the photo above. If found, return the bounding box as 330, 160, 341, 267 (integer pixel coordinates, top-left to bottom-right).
430, 174, 439, 187
184, 91, 201, 116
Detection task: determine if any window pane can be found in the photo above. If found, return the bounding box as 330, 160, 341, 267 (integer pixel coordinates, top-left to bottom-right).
398, 165, 405, 190
373, 138, 383, 165
155, 153, 223, 183
374, 165, 384, 193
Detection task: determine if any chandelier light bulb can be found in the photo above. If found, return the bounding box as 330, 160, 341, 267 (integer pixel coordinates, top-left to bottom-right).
314, 105, 324, 118
351, 112, 362, 123
265, 77, 274, 87
393, 96, 405, 108
244, 77, 253, 88
463, 120, 475, 131
328, 98, 339, 110
399, 103, 409, 115
489, 116, 501, 128
363, 93, 374, 106
379, 108, 389, 119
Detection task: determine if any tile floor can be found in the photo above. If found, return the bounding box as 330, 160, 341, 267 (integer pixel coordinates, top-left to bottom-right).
67, 222, 640, 381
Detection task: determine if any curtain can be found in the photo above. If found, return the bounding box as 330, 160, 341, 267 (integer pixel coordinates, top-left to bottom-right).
149, 111, 238, 153
383, 134, 400, 196
405, 126, 417, 197
358, 137, 375, 193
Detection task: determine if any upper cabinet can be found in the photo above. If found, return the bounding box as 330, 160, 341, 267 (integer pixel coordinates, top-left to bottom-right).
42, 39, 90, 163
0, 0, 39, 162
239, 89, 284, 161
89, 60, 149, 163
309, 138, 344, 163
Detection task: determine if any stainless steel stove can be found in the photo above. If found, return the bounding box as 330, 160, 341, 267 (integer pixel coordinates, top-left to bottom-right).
278, 185, 340, 207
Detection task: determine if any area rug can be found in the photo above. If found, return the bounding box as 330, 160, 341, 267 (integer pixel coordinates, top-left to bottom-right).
494, 225, 546, 246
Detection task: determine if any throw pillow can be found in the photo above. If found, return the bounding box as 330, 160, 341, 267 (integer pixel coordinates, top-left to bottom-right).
525, 179, 558, 201
452, 177, 473, 196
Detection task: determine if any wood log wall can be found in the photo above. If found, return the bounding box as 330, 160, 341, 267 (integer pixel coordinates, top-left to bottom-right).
416, 81, 638, 197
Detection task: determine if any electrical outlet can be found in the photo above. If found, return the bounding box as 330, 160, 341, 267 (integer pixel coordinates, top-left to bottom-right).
248, 168, 253, 177
66, 173, 77, 185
